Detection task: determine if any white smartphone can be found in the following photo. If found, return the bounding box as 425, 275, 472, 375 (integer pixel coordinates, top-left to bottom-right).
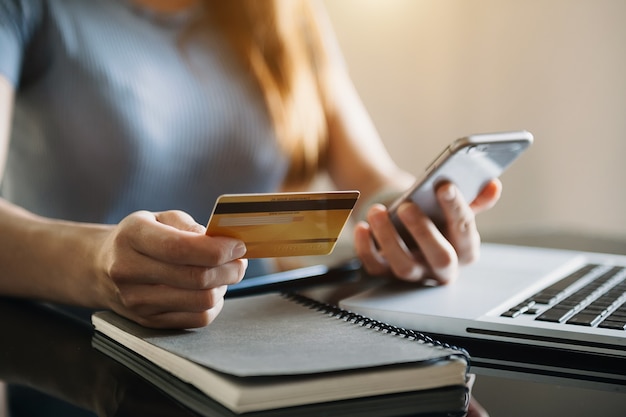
388, 130, 533, 248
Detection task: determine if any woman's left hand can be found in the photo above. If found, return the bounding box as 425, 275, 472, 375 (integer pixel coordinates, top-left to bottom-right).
353, 179, 502, 284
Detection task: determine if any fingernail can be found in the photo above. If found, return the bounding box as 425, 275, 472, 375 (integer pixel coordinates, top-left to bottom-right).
440, 184, 456, 201
398, 201, 420, 222
367, 205, 387, 226
231, 242, 247, 258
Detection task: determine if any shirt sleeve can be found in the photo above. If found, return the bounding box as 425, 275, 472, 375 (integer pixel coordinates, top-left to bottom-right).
0, 0, 44, 87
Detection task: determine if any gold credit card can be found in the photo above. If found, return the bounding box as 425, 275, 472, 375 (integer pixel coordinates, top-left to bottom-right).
206, 191, 360, 258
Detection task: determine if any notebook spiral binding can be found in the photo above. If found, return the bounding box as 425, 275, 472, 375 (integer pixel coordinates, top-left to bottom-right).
282, 292, 471, 363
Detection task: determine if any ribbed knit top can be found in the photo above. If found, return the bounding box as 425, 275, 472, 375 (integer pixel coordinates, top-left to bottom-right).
0, 0, 290, 276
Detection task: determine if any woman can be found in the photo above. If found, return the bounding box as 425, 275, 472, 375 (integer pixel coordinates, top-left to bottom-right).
0, 0, 500, 329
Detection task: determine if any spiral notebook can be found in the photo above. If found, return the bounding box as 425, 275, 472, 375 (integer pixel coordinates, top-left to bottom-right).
91, 293, 470, 416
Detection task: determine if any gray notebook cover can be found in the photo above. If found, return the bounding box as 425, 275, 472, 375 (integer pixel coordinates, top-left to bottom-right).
93, 292, 466, 378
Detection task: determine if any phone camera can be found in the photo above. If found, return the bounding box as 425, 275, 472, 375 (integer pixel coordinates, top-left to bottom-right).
467, 145, 488, 154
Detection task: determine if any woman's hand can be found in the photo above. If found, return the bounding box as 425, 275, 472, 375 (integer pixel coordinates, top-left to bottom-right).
94, 210, 247, 329
353, 179, 501, 284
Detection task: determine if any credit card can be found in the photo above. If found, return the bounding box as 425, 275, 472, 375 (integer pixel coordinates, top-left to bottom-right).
205, 191, 360, 258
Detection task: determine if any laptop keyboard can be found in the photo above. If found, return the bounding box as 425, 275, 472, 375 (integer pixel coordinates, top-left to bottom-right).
501, 264, 626, 330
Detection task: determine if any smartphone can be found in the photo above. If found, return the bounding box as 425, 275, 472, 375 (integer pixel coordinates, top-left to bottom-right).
388, 130, 533, 248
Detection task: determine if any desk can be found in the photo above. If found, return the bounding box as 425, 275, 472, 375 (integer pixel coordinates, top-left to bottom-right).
1, 232, 626, 417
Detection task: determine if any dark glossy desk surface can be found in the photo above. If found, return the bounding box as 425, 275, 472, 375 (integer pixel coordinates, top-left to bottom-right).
2, 232, 626, 417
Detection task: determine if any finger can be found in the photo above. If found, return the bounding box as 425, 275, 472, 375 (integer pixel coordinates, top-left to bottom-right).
128, 298, 226, 329
466, 396, 490, 417
436, 183, 480, 265
353, 221, 389, 276
470, 179, 502, 213
367, 204, 428, 281
155, 210, 206, 234
122, 211, 247, 266
396, 202, 458, 283
110, 257, 248, 289
116, 284, 228, 318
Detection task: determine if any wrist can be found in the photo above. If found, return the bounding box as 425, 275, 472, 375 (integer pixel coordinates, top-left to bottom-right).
20, 216, 112, 308
57, 220, 113, 308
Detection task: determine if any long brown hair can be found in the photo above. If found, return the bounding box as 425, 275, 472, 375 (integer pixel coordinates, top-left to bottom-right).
189, 0, 330, 187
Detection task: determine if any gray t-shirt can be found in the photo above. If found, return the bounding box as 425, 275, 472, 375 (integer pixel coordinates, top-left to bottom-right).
0, 0, 290, 276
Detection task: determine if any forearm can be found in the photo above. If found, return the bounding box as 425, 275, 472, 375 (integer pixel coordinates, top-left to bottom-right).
323, 68, 414, 211
1, 76, 110, 307
309, 2, 411, 197
0, 75, 13, 176
0, 198, 111, 308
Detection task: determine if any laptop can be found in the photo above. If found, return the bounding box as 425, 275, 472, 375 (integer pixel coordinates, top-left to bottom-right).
339, 243, 626, 359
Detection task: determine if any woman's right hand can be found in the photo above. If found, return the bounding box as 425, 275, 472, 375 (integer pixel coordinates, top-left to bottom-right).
94, 210, 247, 329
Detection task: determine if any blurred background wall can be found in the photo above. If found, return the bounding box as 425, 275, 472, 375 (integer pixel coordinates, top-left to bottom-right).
323, 0, 626, 240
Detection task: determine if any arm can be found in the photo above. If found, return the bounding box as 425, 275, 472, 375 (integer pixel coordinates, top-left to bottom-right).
0, 75, 246, 329
0, 75, 11, 176
314, 6, 501, 284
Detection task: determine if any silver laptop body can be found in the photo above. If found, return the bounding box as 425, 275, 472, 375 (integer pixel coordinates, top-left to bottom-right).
340, 243, 626, 358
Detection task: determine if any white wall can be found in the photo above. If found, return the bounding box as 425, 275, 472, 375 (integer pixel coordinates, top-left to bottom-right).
324, 0, 626, 239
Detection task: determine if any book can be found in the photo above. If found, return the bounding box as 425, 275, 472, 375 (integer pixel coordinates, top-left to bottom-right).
91, 292, 471, 416
93, 333, 471, 417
